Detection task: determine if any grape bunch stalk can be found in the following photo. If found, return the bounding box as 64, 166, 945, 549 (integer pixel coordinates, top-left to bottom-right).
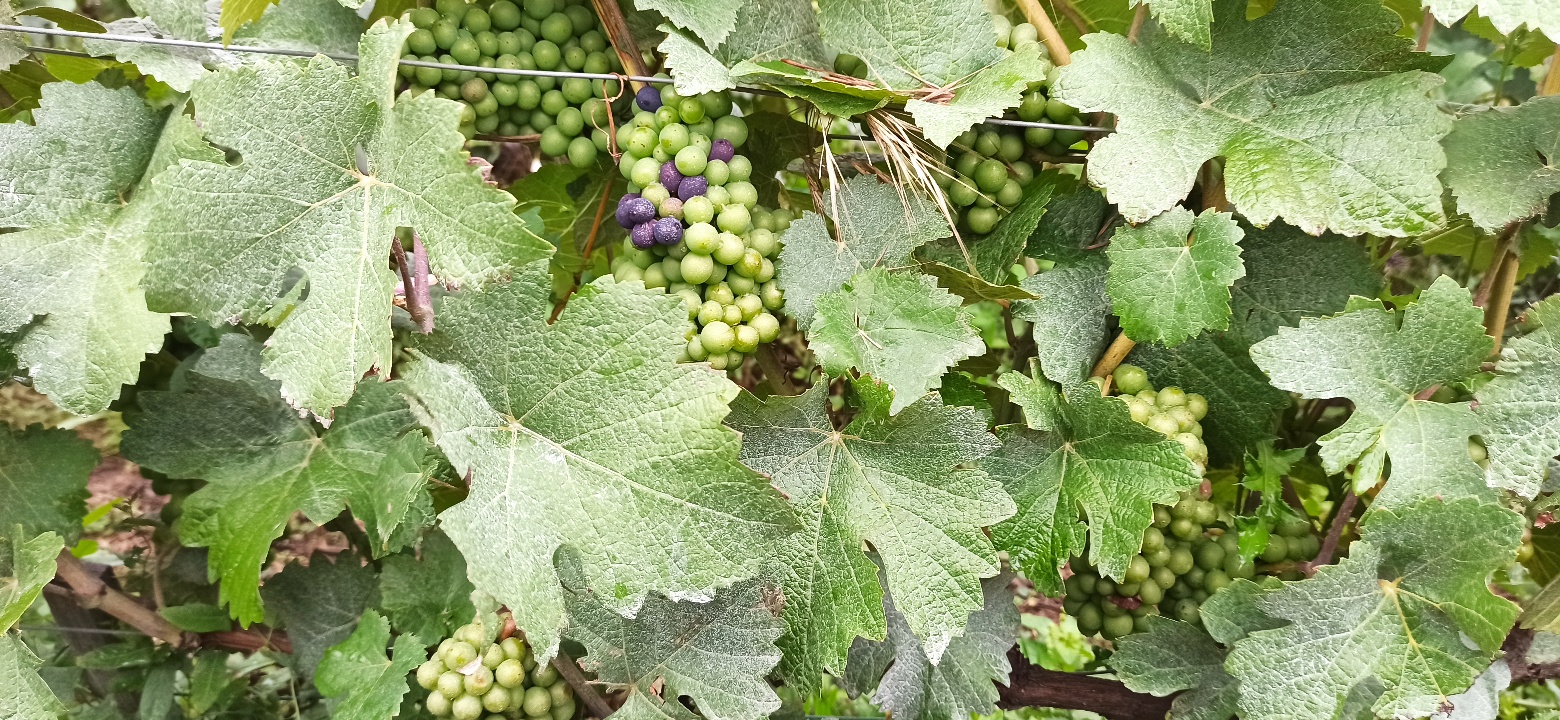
397, 0, 624, 159
609, 86, 791, 372
1061, 364, 1322, 640
415, 618, 578, 720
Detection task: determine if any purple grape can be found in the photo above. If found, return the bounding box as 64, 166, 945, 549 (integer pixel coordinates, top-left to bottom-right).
615, 193, 643, 228
631, 222, 657, 248
653, 217, 684, 245
659, 162, 684, 193
636, 86, 662, 112
677, 175, 708, 201
621, 196, 656, 225
709, 139, 735, 163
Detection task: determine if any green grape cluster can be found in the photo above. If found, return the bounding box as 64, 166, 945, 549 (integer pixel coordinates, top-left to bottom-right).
397, 0, 623, 159
1110, 363, 1210, 474
935, 96, 1087, 237
606, 89, 793, 372
415, 620, 576, 720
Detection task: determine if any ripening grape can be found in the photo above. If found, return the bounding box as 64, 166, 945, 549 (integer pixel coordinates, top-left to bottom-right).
417, 616, 578, 720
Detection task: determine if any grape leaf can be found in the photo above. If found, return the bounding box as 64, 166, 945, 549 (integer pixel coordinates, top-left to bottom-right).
638, 0, 741, 48
1012, 187, 1112, 385
1474, 295, 1560, 498
811, 268, 987, 416
564, 572, 783, 720
121, 334, 434, 625
1131, 0, 1213, 49
315, 609, 423, 720
816, 0, 1003, 89
0, 82, 176, 415
907, 45, 1050, 148
1106, 207, 1245, 346
1, 529, 62, 630
83, 17, 221, 92
661, 0, 827, 96
732, 62, 894, 117
378, 530, 475, 643
1442, 96, 1560, 231
982, 373, 1201, 594
263, 553, 379, 679
741, 109, 813, 203
0, 0, 28, 72
1226, 496, 1524, 720
1054, 0, 1449, 235
233, 0, 364, 54
919, 170, 1073, 300
0, 425, 95, 541
1250, 276, 1492, 504
400, 263, 795, 661
0, 633, 65, 719
1111, 617, 1237, 720
726, 379, 1011, 692
777, 175, 950, 331
1428, 0, 1560, 37
143, 20, 551, 417
660, 26, 738, 95
217, 0, 276, 42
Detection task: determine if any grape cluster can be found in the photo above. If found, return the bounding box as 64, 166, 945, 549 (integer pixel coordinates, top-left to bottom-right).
397, 0, 623, 159
1110, 364, 1210, 474
936, 93, 1086, 237
608, 87, 791, 371
415, 620, 576, 720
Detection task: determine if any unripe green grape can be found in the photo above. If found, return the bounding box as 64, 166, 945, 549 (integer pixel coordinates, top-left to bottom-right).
696, 300, 723, 327
706, 351, 729, 370
1145, 546, 1171, 567
746, 228, 778, 257
552, 699, 578, 720
1100, 598, 1128, 617
451, 35, 481, 64
727, 274, 755, 296
659, 123, 690, 154
412, 6, 441, 27
651, 145, 673, 163
1150, 565, 1176, 590
1276, 514, 1310, 538
687, 130, 713, 155
660, 257, 684, 284
734, 294, 763, 321
700, 322, 736, 354
438, 670, 466, 698
1136, 578, 1164, 604
735, 248, 763, 278
1102, 613, 1135, 639
1194, 541, 1225, 571
453, 695, 485, 720
1191, 501, 1216, 526
1290, 534, 1320, 561
703, 159, 730, 186
654, 105, 680, 128
641, 263, 667, 289
427, 689, 454, 717
532, 39, 561, 69
996, 178, 1023, 207
1153, 506, 1172, 528
419, 660, 444, 690
760, 281, 784, 311
1157, 386, 1187, 408
415, 59, 443, 87
531, 660, 559, 687
528, 109, 554, 131
496, 658, 526, 688
682, 222, 717, 253
1259, 535, 1289, 563
479, 686, 510, 714
516, 80, 541, 109
674, 287, 701, 316
1125, 398, 1152, 424
482, 644, 506, 669
1017, 90, 1047, 122
562, 45, 587, 71
718, 204, 752, 234
496, 31, 524, 56
445, 641, 478, 670
1124, 555, 1151, 583
751, 312, 780, 342
685, 336, 710, 361
713, 232, 746, 265
713, 115, 748, 147
473, 93, 499, 117
732, 324, 759, 353
631, 157, 661, 187
1171, 598, 1200, 623
1116, 581, 1140, 597
1062, 595, 1086, 615
492, 82, 520, 106
460, 77, 488, 104
966, 206, 1000, 234
974, 193, 995, 209
556, 106, 584, 137
562, 3, 594, 32
677, 197, 714, 226
1146, 414, 1180, 437
409, 28, 439, 55
722, 180, 754, 209
707, 261, 727, 283
675, 145, 708, 176
998, 132, 1025, 162
579, 29, 606, 53
433, 19, 460, 49
474, 114, 500, 134
1171, 517, 1202, 541
721, 304, 743, 326
1167, 546, 1195, 574
726, 155, 753, 183
974, 159, 1008, 193
1075, 603, 1103, 635
948, 176, 979, 207
625, 125, 657, 157
465, 665, 495, 695
1094, 578, 1116, 596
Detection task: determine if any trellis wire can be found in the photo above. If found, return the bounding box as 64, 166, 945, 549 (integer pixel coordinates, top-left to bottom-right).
5, 23, 1112, 134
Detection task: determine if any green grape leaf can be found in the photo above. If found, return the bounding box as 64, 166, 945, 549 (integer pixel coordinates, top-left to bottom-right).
1054, 0, 1448, 235
121, 334, 433, 625
1, 528, 62, 630
842, 571, 1017, 720
234, 0, 363, 54
83, 18, 218, 92
0, 0, 24, 71
726, 379, 1011, 693
638, 0, 741, 47
564, 573, 784, 720
401, 264, 795, 661
1131, 0, 1212, 49
143, 20, 551, 418
0, 633, 65, 719
816, 0, 1003, 89
0, 82, 175, 415
777, 175, 950, 331
811, 268, 987, 415
661, 0, 827, 96
1226, 496, 1524, 720
1474, 295, 1560, 498
1442, 96, 1560, 231
919, 170, 1073, 299
217, 0, 275, 42
315, 609, 423, 720
1013, 187, 1112, 385
159, 603, 234, 633
1250, 276, 1492, 504
660, 26, 738, 95
1428, 0, 1560, 37
0, 426, 95, 541
741, 109, 814, 203
1111, 617, 1238, 720
1106, 207, 1245, 346
378, 530, 475, 643
982, 375, 1201, 594
263, 553, 380, 679
907, 46, 1051, 148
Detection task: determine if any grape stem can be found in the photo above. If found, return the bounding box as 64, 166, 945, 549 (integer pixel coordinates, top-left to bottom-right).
998, 648, 1173, 720
1088, 331, 1137, 392
1013, 0, 1073, 65
1127, 4, 1149, 43
551, 175, 617, 323
392, 232, 435, 334
1303, 490, 1357, 575
551, 650, 615, 719
1415, 7, 1435, 52
588, 0, 649, 88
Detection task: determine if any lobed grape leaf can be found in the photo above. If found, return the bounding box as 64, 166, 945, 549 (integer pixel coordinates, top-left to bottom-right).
1427, 0, 1560, 37
740, 109, 813, 203
263, 553, 380, 679
121, 334, 434, 625
777, 175, 950, 330
660, 26, 738, 95
726, 379, 1011, 693
217, 0, 275, 42
0, 82, 176, 415
564, 572, 783, 720
1054, 0, 1449, 235
1474, 295, 1560, 498
0, 633, 65, 719
0, 425, 95, 542
733, 63, 894, 117
638, 0, 742, 48
143, 20, 551, 418
982, 373, 1201, 594
1105, 207, 1245, 347
816, 0, 1002, 90
1131, 0, 1213, 49
1442, 96, 1560, 231
377, 530, 475, 643
1250, 276, 1492, 504
1, 528, 62, 630
0, 0, 23, 72
1226, 496, 1524, 720
1111, 617, 1238, 720
83, 18, 221, 93
907, 45, 1051, 148
661, 0, 826, 96
314, 609, 423, 720
1012, 187, 1112, 385
233, 0, 363, 54
400, 262, 796, 661
810, 268, 987, 416
842, 570, 1017, 720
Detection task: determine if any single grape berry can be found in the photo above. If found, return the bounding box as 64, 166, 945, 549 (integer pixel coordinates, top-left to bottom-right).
677, 175, 709, 201
709, 139, 736, 163
619, 196, 655, 226
630, 222, 656, 249
653, 217, 683, 245
659, 162, 684, 193
636, 85, 663, 111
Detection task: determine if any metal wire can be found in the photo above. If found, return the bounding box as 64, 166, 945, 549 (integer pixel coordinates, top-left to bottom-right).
3, 23, 1113, 133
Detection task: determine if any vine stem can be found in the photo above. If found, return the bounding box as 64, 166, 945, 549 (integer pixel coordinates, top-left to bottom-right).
392, 234, 435, 333
1015, 0, 1072, 65
1543, 46, 1560, 96
589, 0, 649, 89
1483, 246, 1522, 354
1303, 490, 1357, 575
550, 175, 617, 323
551, 650, 614, 719
1127, 3, 1149, 43
1051, 0, 1091, 35
998, 650, 1172, 720
1415, 7, 1434, 52
1089, 331, 1136, 389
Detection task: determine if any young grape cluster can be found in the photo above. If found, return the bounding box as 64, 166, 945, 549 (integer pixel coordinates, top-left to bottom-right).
936, 92, 1086, 237
415, 619, 576, 720
1061, 365, 1322, 640
397, 0, 623, 158
608, 87, 791, 371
